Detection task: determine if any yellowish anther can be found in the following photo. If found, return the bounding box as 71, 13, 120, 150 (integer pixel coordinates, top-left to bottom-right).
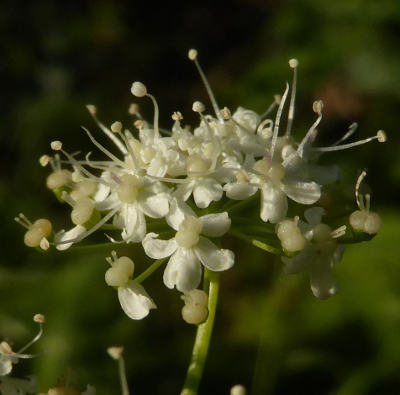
0, 341, 12, 354
313, 100, 324, 114
268, 162, 286, 182
289, 58, 299, 68
377, 130, 387, 143
192, 101, 205, 113
231, 384, 247, 395
128, 103, 139, 115
39, 155, 50, 167
117, 174, 143, 203
172, 111, 183, 121
131, 81, 147, 97
188, 48, 198, 61
33, 313, 46, 323
86, 104, 97, 115
107, 346, 124, 360
111, 121, 123, 133
220, 107, 231, 120
236, 170, 248, 183
50, 141, 62, 151
274, 94, 282, 105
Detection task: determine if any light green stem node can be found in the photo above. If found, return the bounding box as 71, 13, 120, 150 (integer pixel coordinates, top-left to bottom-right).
180, 269, 220, 395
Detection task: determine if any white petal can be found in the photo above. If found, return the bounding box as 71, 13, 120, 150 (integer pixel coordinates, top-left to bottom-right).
194, 237, 235, 272
193, 178, 223, 209
95, 191, 120, 211
121, 204, 146, 243
174, 182, 194, 202
163, 248, 202, 292
93, 183, 110, 202
118, 281, 156, 320
147, 155, 168, 177
55, 225, 86, 251
260, 184, 288, 224
200, 212, 231, 237
139, 193, 169, 218
224, 182, 258, 200
282, 180, 321, 205
310, 258, 337, 299
166, 198, 196, 231
304, 207, 326, 227
142, 233, 178, 259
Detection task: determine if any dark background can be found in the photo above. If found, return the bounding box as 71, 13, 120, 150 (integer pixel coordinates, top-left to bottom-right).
1, 1, 399, 394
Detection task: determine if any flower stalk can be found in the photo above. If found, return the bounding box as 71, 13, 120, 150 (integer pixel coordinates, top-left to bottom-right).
180, 269, 220, 395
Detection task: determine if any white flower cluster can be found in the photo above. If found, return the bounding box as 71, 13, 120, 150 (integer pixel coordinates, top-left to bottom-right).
17, 49, 385, 320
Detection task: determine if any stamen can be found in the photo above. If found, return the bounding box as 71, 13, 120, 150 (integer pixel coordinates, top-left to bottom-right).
285, 59, 299, 137
331, 225, 346, 239
333, 123, 358, 146
270, 83, 290, 158
146, 93, 161, 139
128, 103, 139, 116
188, 48, 223, 123
86, 105, 128, 155
15, 213, 33, 228
39, 155, 50, 167
355, 170, 367, 210
297, 100, 323, 158
83, 127, 127, 169
17, 314, 45, 354
365, 193, 371, 212
61, 191, 76, 207
312, 130, 386, 152
51, 141, 62, 151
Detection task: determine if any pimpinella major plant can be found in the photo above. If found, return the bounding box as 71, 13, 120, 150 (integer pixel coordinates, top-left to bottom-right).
7, 49, 386, 395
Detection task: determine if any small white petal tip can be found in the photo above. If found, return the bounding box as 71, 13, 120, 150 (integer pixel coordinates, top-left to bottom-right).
131, 81, 147, 97
188, 48, 198, 61
50, 141, 62, 151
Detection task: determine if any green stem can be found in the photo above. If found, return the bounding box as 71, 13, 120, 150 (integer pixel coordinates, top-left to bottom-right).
180, 270, 220, 395
134, 258, 167, 283
118, 355, 130, 395
228, 228, 281, 255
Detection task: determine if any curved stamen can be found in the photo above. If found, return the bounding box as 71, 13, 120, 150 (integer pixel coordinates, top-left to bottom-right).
285, 59, 299, 137
355, 170, 367, 210
333, 123, 358, 146
87, 105, 127, 155
271, 83, 290, 158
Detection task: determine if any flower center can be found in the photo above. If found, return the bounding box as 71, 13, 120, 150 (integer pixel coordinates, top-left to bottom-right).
117, 174, 144, 203
71, 198, 95, 225
253, 159, 285, 182
186, 154, 209, 174
176, 216, 203, 248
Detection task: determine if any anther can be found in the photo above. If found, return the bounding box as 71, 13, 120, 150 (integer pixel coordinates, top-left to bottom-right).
131, 81, 147, 97
377, 130, 387, 143
111, 121, 123, 134
220, 107, 231, 120
192, 101, 205, 113
50, 141, 62, 151
128, 103, 139, 115
188, 48, 198, 61
39, 155, 50, 167
172, 111, 183, 121
86, 104, 97, 115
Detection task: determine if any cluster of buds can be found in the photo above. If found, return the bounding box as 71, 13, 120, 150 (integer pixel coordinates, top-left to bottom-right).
17, 49, 385, 322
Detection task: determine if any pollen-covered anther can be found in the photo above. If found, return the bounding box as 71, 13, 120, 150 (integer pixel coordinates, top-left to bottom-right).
172, 111, 183, 121
377, 130, 387, 143
192, 101, 205, 113
312, 100, 324, 115
131, 81, 147, 97
86, 104, 97, 115
181, 289, 209, 325
50, 140, 62, 151
107, 346, 124, 360
289, 58, 299, 68
110, 121, 123, 134
39, 155, 50, 167
33, 314, 46, 323
176, 216, 203, 248
188, 48, 198, 61
70, 198, 95, 225
277, 219, 306, 252
134, 120, 145, 130
231, 385, 247, 395
236, 170, 248, 183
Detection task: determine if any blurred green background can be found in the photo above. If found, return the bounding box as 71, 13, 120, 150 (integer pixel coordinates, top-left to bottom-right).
1, 1, 399, 394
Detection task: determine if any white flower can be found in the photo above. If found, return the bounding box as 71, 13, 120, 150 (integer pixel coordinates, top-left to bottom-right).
281, 207, 346, 299
142, 204, 234, 292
